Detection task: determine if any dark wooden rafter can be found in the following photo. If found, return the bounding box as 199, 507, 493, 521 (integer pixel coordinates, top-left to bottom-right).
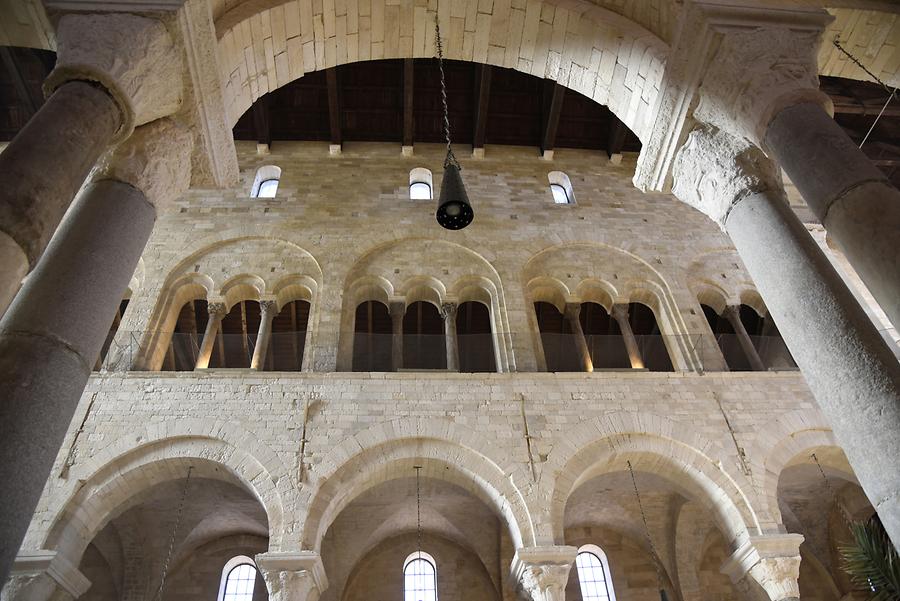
253, 92, 271, 147
472, 64, 492, 150
326, 67, 342, 146
403, 59, 414, 147
540, 80, 565, 154
0, 47, 42, 116
607, 114, 628, 158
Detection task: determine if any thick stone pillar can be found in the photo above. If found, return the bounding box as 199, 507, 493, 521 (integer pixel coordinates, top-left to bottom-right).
441, 302, 459, 371
251, 300, 278, 370
0, 551, 90, 601
611, 304, 644, 369
722, 305, 765, 371
195, 302, 227, 370
765, 102, 900, 331
563, 303, 592, 372
256, 552, 328, 601
720, 535, 803, 601
511, 546, 577, 601
0, 119, 192, 582
673, 126, 900, 550
389, 301, 404, 371
0, 13, 183, 313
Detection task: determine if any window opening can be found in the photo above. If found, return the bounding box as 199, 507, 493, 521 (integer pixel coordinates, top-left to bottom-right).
409, 168, 434, 200
575, 547, 616, 601
257, 179, 279, 198
217, 558, 259, 601
404, 552, 438, 601
550, 183, 570, 204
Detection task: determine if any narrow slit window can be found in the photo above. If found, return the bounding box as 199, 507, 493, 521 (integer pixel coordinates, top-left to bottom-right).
257, 178, 279, 197
410, 167, 434, 200
251, 165, 282, 198
550, 183, 570, 204
548, 171, 575, 204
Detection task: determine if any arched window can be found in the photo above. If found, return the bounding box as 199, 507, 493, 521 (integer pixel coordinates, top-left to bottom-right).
548, 171, 575, 204
251, 165, 282, 198
575, 546, 616, 601
410, 168, 433, 200
403, 551, 438, 601
352, 300, 393, 371
217, 556, 259, 601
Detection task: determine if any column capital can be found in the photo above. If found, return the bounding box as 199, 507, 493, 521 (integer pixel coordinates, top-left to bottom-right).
563, 303, 581, 320
511, 546, 577, 601
96, 118, 193, 210
2, 550, 91, 601
207, 301, 227, 318
672, 126, 787, 229
610, 303, 629, 320
260, 299, 279, 315
388, 300, 406, 318
255, 551, 328, 601
440, 302, 457, 319
43, 13, 184, 142
721, 534, 804, 601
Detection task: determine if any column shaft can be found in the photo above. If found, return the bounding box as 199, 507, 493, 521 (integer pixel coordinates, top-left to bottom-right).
724, 189, 900, 550
251, 301, 277, 370
0, 82, 121, 312
612, 304, 644, 369
0, 180, 155, 582
195, 304, 226, 369
564, 303, 593, 372
442, 303, 459, 371
390, 302, 404, 372
765, 102, 900, 331
723, 305, 766, 371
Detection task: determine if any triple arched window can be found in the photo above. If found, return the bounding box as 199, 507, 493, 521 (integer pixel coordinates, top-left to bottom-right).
217, 556, 260, 601
575, 546, 616, 601
403, 551, 438, 601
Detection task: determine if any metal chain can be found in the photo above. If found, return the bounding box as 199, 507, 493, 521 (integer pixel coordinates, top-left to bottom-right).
414, 465, 423, 556
434, 4, 459, 169
155, 466, 194, 601
833, 40, 900, 100
627, 460, 664, 589
811, 453, 852, 526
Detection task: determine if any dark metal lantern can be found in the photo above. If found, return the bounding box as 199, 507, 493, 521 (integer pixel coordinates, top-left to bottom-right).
436, 163, 474, 230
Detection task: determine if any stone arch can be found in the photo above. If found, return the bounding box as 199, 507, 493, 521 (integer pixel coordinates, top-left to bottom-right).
574, 278, 617, 311
525, 276, 570, 313
397, 275, 446, 307
544, 412, 760, 551
221, 273, 266, 308
34, 427, 291, 569
301, 417, 534, 551
216, 0, 668, 144
691, 282, 729, 315
450, 275, 512, 371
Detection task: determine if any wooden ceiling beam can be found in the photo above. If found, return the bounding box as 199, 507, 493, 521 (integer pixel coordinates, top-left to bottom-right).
252, 92, 271, 147
326, 67, 342, 148
472, 64, 492, 153
403, 59, 414, 149
607, 115, 628, 160
0, 47, 42, 117
540, 80, 564, 158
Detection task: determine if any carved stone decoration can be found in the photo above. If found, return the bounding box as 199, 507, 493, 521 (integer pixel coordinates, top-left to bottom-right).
511, 546, 577, 601
1, 551, 90, 601
44, 13, 184, 142
256, 551, 329, 601
671, 126, 786, 229
206, 302, 228, 318
694, 25, 830, 147
440, 302, 457, 320
721, 534, 804, 601
96, 118, 193, 210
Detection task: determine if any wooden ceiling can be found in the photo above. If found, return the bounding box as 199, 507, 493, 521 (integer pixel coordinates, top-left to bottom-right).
0, 47, 897, 188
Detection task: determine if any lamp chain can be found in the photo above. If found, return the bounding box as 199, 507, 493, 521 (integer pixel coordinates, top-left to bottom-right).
155, 466, 193, 601
415, 465, 423, 557
811, 452, 852, 526
627, 460, 664, 592
434, 5, 459, 169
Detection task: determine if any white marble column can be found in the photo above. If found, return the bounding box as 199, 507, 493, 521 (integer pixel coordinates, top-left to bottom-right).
195, 302, 227, 370
389, 301, 405, 371
256, 552, 328, 601
563, 303, 592, 372
722, 305, 766, 371
0, 13, 183, 315
511, 546, 577, 601
441, 302, 459, 371
0, 551, 90, 601
720, 535, 803, 601
251, 300, 278, 370
611, 304, 644, 369
0, 119, 192, 582
673, 126, 900, 551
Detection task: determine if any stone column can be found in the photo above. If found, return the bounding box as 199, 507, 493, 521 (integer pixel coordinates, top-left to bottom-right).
720, 535, 803, 601
0, 13, 183, 313
511, 546, 577, 601
722, 305, 766, 371
611, 304, 644, 369
441, 302, 459, 371
389, 301, 405, 371
195, 302, 227, 370
673, 126, 900, 550
251, 300, 278, 370
256, 552, 328, 601
0, 551, 90, 601
563, 303, 592, 372
0, 119, 192, 582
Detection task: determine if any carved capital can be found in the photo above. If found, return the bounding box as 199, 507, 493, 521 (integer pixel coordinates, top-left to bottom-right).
260, 300, 279, 316
256, 552, 328, 601
1, 550, 91, 601
97, 118, 193, 210
44, 13, 184, 141
672, 126, 786, 229
695, 25, 830, 146
389, 301, 406, 319
563, 303, 582, 321
440, 302, 457, 319
611, 304, 629, 321
511, 546, 577, 601
721, 534, 803, 601
207, 302, 227, 318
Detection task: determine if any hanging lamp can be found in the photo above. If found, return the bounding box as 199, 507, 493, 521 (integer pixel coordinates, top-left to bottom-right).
627, 460, 669, 601
433, 8, 474, 230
